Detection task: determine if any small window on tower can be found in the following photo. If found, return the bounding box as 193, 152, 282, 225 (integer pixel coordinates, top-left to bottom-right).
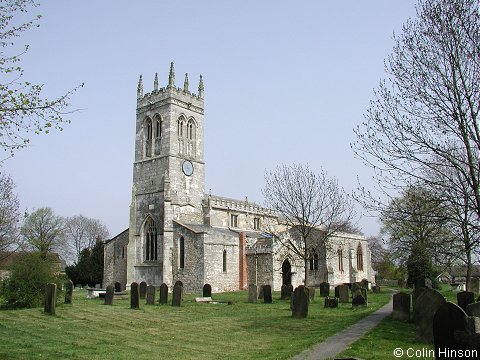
230, 214, 238, 228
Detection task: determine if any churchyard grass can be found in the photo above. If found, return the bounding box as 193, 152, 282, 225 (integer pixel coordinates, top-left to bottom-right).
0, 289, 391, 359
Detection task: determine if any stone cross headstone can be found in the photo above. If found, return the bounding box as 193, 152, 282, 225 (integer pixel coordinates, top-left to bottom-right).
338, 285, 349, 303
159, 283, 168, 304
466, 301, 480, 317
105, 284, 114, 305
139, 281, 147, 299
248, 284, 258, 303
392, 292, 411, 321
146, 285, 156, 305
203, 283, 212, 297
130, 282, 140, 309
415, 289, 446, 343
469, 278, 480, 295
308, 287, 315, 302
172, 284, 183, 307
292, 285, 309, 318
324, 297, 338, 308
64, 280, 73, 304
258, 285, 264, 300
320, 282, 330, 297
352, 294, 367, 308
433, 302, 467, 357
457, 291, 475, 312
44, 283, 57, 315
114, 282, 121, 292
263, 285, 272, 304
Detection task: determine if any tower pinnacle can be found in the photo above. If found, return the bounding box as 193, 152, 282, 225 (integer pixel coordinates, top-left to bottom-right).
154, 72, 158, 91
168, 62, 175, 88
137, 75, 143, 98
198, 75, 204, 98
184, 73, 189, 92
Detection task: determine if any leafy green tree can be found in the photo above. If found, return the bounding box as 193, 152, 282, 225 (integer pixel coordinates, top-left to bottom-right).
65, 241, 104, 287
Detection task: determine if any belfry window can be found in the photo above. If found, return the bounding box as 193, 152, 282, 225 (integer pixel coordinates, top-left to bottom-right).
186, 118, 196, 157
356, 245, 364, 271
145, 218, 157, 261
230, 214, 238, 228
155, 118, 161, 138
179, 236, 185, 269
253, 217, 260, 230
145, 118, 153, 157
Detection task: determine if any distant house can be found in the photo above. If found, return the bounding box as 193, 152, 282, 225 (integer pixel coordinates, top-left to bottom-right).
0, 252, 66, 281
442, 265, 480, 284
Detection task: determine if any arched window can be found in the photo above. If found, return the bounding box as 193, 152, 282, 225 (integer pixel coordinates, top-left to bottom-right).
309, 248, 319, 271
155, 118, 161, 138
186, 118, 196, 157
177, 116, 186, 155
177, 117, 185, 138
356, 244, 364, 271
179, 236, 185, 269
338, 248, 344, 272
153, 115, 162, 155
145, 218, 157, 261
145, 118, 153, 157
223, 249, 227, 272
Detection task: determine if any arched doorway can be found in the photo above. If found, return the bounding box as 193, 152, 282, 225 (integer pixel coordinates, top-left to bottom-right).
282, 259, 292, 286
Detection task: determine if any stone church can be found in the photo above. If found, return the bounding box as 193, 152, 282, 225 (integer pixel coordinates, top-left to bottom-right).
103, 64, 375, 293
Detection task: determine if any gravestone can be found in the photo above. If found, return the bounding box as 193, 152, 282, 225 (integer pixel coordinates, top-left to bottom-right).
105, 284, 114, 305
360, 279, 369, 289
263, 285, 272, 304
146, 285, 156, 305
334, 285, 340, 298
415, 288, 446, 343
319, 282, 330, 297
292, 285, 309, 318
248, 284, 258, 303
174, 280, 183, 288
130, 282, 140, 309
351, 282, 362, 293
139, 281, 147, 299
203, 283, 212, 297
433, 302, 467, 357
44, 283, 57, 315
392, 292, 411, 321
372, 285, 380, 293
324, 297, 338, 308
114, 282, 121, 292
412, 287, 426, 312
308, 287, 315, 302
338, 285, 350, 303
64, 280, 73, 304
258, 285, 264, 300
172, 284, 183, 307
159, 283, 168, 304
466, 301, 480, 317
280, 284, 288, 300
457, 291, 475, 312
352, 294, 367, 308
352, 288, 367, 304
469, 278, 480, 295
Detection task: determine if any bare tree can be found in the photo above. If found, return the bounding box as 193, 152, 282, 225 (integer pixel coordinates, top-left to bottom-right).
0, 172, 20, 260
263, 163, 356, 285
64, 215, 110, 264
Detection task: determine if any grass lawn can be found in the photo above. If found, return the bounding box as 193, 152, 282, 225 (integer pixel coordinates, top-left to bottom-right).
0, 289, 391, 360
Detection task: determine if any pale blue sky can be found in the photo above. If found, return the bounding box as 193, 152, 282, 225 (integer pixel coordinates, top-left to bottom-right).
4, 1, 417, 238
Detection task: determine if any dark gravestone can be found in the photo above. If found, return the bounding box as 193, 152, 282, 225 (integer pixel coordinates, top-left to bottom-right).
146, 285, 156, 305
44, 283, 57, 315
324, 297, 338, 308
280, 284, 290, 300
292, 285, 309, 318
114, 282, 121, 292
203, 283, 212, 297
64, 280, 73, 304
159, 283, 168, 304
433, 302, 467, 358
263, 285, 272, 304
308, 287, 315, 302
105, 285, 114, 305
338, 285, 350, 303
392, 292, 411, 321
352, 294, 367, 308
130, 282, 140, 309
139, 281, 147, 299
174, 280, 183, 288
319, 282, 330, 297
352, 288, 368, 304
172, 284, 183, 307
248, 284, 258, 303
334, 285, 340, 298
415, 289, 446, 343
457, 291, 475, 312
258, 285, 264, 300
412, 287, 426, 312
466, 301, 480, 317
351, 282, 362, 293
372, 285, 381, 293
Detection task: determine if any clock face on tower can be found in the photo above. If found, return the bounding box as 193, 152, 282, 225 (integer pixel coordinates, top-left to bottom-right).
182, 160, 194, 176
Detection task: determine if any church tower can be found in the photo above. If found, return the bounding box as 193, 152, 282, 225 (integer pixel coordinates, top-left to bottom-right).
126, 63, 205, 287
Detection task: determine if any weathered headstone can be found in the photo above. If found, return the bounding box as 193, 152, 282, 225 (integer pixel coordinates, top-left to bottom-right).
466, 301, 480, 317
172, 284, 183, 307
139, 281, 147, 299
308, 287, 315, 302
469, 278, 480, 295
248, 284, 258, 303
320, 282, 330, 297
352, 288, 368, 304
263, 285, 272, 304
258, 285, 264, 300
412, 287, 426, 312
280, 284, 290, 300
415, 288, 446, 343
433, 302, 467, 357
146, 285, 156, 305
174, 280, 183, 288
130, 282, 140, 309
351, 282, 362, 293
324, 296, 338, 308
203, 283, 212, 297
392, 292, 411, 321
64, 280, 73, 304
114, 282, 121, 292
292, 285, 309, 318
338, 284, 350, 303
105, 284, 114, 305
44, 283, 57, 315
159, 283, 168, 304
457, 291, 475, 312
352, 294, 367, 308
360, 279, 369, 289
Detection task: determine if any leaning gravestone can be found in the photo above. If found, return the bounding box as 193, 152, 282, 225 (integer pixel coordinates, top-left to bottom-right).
139, 281, 147, 299
320, 282, 330, 297
64, 280, 73, 304
105, 285, 114, 305
292, 285, 309, 318
338, 285, 350, 304
263, 285, 272, 304
352, 294, 367, 308
248, 284, 258, 303
392, 292, 411, 321
130, 282, 140, 309
457, 291, 475, 312
324, 297, 338, 308
433, 302, 467, 357
203, 283, 212, 297
258, 285, 264, 300
159, 283, 168, 304
466, 301, 480, 317
44, 283, 57, 315
308, 287, 315, 302
415, 288, 446, 343
172, 284, 183, 307
146, 285, 156, 305
114, 282, 121, 292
